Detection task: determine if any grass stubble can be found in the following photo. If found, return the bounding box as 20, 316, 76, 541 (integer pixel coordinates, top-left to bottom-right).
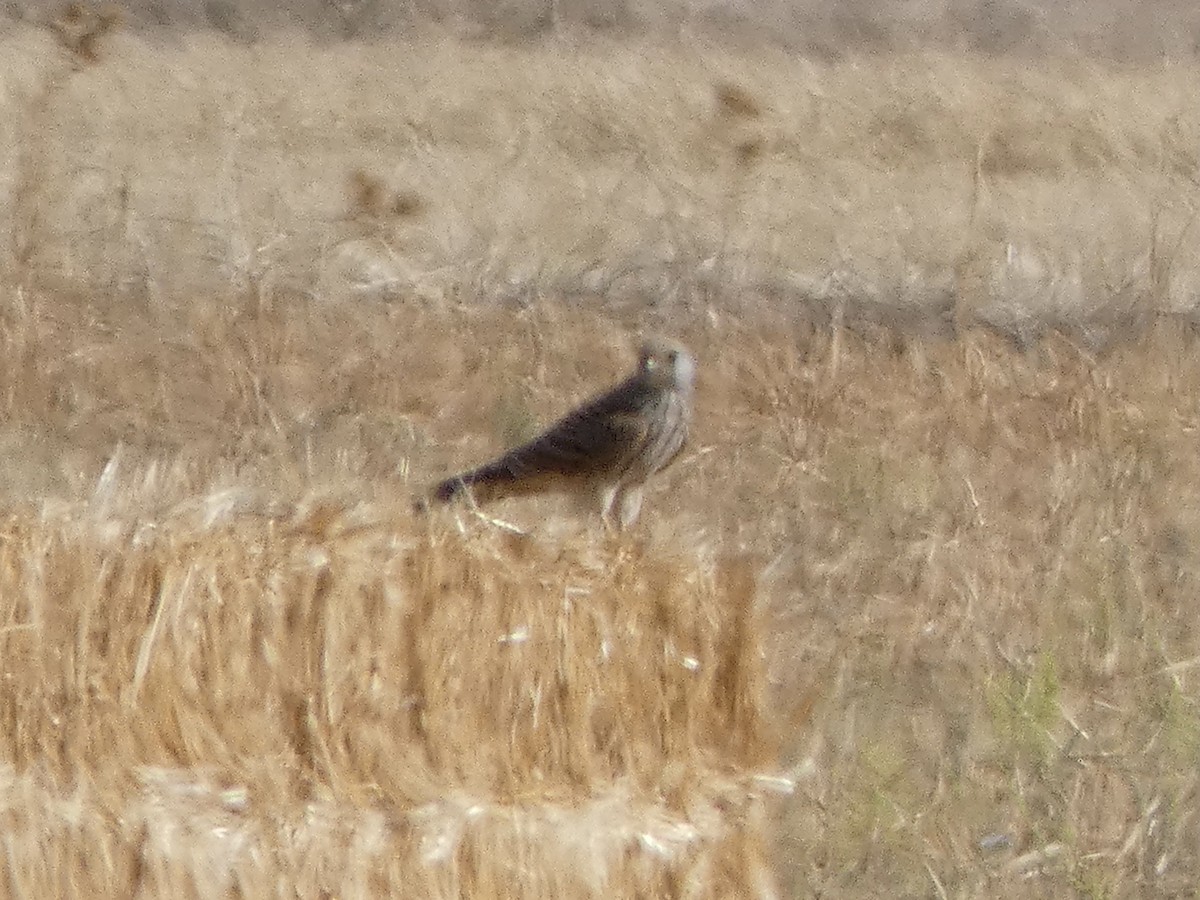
0, 12, 1198, 898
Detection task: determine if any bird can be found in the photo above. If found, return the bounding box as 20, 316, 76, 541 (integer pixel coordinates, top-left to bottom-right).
429, 337, 695, 529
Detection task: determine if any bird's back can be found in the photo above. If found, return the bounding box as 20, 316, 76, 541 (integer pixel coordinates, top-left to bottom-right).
465, 372, 666, 485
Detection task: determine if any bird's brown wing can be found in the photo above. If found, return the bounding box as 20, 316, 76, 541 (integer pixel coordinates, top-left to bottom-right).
497, 407, 651, 480
435, 376, 656, 501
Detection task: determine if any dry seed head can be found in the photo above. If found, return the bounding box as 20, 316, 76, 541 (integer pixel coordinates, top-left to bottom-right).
734, 137, 765, 168
391, 189, 425, 218
348, 167, 389, 218
713, 81, 763, 119
52, 1, 121, 63
348, 168, 425, 220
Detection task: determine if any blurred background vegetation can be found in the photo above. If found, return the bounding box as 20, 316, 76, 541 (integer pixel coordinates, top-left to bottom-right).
7, 0, 1200, 59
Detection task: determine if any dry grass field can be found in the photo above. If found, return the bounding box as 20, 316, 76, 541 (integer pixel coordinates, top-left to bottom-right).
1, 12, 1199, 898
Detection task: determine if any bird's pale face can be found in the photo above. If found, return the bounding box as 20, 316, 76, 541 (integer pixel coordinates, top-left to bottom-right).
638, 339, 695, 392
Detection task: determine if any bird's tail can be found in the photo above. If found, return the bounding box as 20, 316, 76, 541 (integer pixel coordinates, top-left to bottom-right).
432, 452, 569, 507
433, 473, 471, 503
415, 466, 525, 519
432, 461, 521, 505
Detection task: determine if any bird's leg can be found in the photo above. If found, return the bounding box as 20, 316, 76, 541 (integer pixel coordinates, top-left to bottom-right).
615, 486, 644, 530
597, 484, 620, 532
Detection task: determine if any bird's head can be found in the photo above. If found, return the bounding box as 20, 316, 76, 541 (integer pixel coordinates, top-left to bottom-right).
638, 338, 695, 392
